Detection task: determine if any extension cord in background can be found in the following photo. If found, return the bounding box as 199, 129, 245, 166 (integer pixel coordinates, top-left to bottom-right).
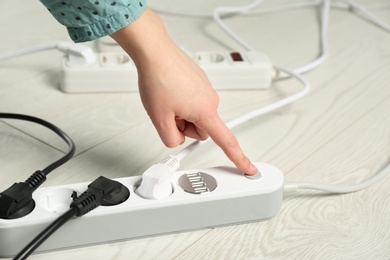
0, 162, 283, 257
60, 51, 275, 93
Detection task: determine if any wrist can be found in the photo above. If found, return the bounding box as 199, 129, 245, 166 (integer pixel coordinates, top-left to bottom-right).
110, 8, 174, 69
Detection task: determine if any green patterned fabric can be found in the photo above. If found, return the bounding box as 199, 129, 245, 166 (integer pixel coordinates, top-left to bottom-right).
40, 0, 146, 42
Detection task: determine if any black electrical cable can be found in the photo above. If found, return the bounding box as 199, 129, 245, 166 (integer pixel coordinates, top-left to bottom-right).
13, 207, 78, 260
13, 176, 128, 260
0, 113, 76, 219
0, 113, 76, 175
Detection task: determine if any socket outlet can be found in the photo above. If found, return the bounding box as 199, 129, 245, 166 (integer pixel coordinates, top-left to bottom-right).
0, 162, 284, 257
61, 52, 137, 93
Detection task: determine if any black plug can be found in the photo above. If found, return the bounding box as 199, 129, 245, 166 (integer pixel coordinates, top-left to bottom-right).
0, 171, 46, 219
13, 176, 130, 260
71, 176, 130, 216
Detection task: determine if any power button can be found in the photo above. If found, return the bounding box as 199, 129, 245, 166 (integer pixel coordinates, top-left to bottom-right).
243, 171, 262, 180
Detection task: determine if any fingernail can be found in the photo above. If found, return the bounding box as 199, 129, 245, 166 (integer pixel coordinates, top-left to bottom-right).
249, 163, 258, 174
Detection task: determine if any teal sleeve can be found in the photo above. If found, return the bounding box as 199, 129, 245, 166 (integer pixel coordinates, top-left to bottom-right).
40, 0, 147, 43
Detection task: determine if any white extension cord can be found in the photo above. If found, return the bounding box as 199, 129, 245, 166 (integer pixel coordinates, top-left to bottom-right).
60, 50, 276, 93
0, 162, 284, 257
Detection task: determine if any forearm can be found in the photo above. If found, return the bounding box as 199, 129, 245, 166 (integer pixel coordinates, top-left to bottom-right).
110, 8, 174, 69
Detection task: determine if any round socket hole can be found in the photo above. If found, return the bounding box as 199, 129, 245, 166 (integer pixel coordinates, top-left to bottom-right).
196, 52, 225, 64
39, 188, 79, 214
100, 53, 131, 65
210, 53, 225, 63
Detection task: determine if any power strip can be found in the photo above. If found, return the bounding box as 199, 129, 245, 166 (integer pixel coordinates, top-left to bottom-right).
60, 51, 275, 93
0, 162, 283, 257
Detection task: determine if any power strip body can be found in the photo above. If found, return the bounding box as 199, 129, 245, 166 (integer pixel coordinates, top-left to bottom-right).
0, 163, 283, 257
60, 51, 275, 93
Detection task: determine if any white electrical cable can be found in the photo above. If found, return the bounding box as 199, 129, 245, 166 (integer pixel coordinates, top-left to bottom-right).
346, 0, 390, 32
152, 0, 389, 73
150, 1, 389, 18
366, 2, 390, 10
292, 0, 330, 75
213, 0, 330, 76
248, 1, 390, 13
0, 42, 97, 65
249, 0, 324, 15
0, 43, 57, 61
177, 1, 319, 162
175, 65, 311, 161
284, 162, 390, 194
150, 1, 320, 18
175, 0, 390, 195
152, 0, 330, 76
225, 66, 310, 128
212, 0, 264, 51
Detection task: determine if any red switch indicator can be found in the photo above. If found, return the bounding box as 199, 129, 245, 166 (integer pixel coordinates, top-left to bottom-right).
230, 52, 244, 62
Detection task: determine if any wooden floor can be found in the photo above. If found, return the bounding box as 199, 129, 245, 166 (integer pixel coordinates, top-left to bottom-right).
1, 0, 390, 259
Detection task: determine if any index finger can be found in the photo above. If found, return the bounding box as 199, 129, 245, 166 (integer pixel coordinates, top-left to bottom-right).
199, 113, 258, 175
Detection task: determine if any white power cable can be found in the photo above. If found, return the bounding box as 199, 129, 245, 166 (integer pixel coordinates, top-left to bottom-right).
212, 0, 264, 51
213, 0, 331, 76
150, 1, 319, 18
175, 0, 390, 195
176, 0, 317, 163
284, 162, 390, 194
0, 43, 57, 61
152, 0, 390, 74
346, 0, 390, 32
225, 66, 310, 129
152, 0, 330, 75
292, 0, 330, 75
150, 1, 390, 18
0, 42, 97, 65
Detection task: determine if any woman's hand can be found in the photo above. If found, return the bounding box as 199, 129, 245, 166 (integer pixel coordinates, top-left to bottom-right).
111, 8, 258, 175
